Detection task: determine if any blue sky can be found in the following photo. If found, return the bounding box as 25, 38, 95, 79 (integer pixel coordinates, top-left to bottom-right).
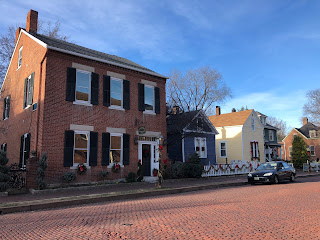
1, 0, 319, 129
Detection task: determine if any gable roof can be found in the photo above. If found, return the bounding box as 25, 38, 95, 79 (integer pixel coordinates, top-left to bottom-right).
296, 122, 319, 138
25, 30, 167, 79
208, 109, 254, 127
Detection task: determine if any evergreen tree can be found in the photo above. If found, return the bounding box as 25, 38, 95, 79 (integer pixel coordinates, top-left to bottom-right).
291, 136, 310, 169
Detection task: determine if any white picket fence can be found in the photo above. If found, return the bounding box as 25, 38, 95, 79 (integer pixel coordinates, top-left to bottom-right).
202, 160, 260, 177
304, 161, 320, 172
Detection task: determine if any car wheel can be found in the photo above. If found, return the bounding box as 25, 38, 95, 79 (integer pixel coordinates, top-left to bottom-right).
290, 174, 295, 182
274, 175, 279, 184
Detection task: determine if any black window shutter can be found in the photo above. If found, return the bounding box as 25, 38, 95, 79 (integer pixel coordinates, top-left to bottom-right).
138, 83, 145, 111
28, 73, 34, 106
89, 131, 98, 166
25, 133, 31, 161
91, 73, 99, 105
3, 98, 6, 120
7, 95, 10, 118
4, 143, 7, 153
23, 77, 27, 108
103, 75, 111, 106
123, 80, 130, 110
66, 67, 76, 102
155, 87, 160, 114
63, 130, 74, 167
123, 134, 130, 166
19, 135, 24, 168
102, 132, 110, 166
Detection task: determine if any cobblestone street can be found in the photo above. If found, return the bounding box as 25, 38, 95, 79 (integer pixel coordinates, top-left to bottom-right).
1, 176, 320, 239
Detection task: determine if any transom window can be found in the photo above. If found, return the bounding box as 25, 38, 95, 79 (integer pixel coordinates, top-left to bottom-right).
75, 70, 91, 102
110, 134, 122, 164
18, 47, 23, 69
195, 137, 207, 158
144, 85, 154, 111
74, 131, 89, 165
220, 141, 227, 158
110, 78, 122, 107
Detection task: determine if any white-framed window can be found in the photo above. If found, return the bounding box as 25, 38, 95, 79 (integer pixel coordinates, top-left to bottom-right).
289, 146, 292, 157
251, 141, 259, 159
24, 74, 33, 109
3, 95, 10, 120
251, 118, 255, 131
110, 133, 123, 165
195, 137, 207, 158
269, 130, 274, 141
73, 131, 90, 166
310, 145, 315, 156
110, 77, 123, 108
144, 85, 154, 113
309, 130, 316, 138
219, 141, 227, 158
18, 47, 23, 69
75, 69, 91, 103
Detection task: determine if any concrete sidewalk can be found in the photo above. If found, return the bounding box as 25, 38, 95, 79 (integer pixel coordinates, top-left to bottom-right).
1, 171, 319, 215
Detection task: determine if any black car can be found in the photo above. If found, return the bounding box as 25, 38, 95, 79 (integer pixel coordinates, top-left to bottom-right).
248, 161, 296, 184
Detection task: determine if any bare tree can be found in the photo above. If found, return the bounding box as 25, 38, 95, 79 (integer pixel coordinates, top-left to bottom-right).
303, 89, 320, 125
266, 116, 289, 141
167, 66, 231, 113
0, 20, 68, 84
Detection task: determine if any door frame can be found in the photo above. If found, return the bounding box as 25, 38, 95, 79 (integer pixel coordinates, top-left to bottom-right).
138, 141, 159, 176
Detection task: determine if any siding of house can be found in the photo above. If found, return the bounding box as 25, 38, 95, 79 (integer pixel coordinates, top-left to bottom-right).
167, 133, 182, 162
215, 125, 242, 163
264, 129, 278, 144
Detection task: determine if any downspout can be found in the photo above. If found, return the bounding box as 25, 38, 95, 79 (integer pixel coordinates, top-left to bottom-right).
284, 141, 286, 160
35, 50, 47, 154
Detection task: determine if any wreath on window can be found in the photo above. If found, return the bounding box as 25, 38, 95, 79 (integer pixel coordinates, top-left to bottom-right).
112, 163, 121, 173
77, 164, 87, 175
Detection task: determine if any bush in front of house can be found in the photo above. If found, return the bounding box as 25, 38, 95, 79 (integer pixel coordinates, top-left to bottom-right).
0, 151, 10, 192
36, 152, 48, 190
171, 153, 202, 179
125, 172, 137, 183
172, 161, 185, 178
62, 172, 76, 183
99, 171, 109, 180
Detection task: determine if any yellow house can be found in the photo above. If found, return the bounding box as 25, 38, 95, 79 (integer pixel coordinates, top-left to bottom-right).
208, 107, 265, 164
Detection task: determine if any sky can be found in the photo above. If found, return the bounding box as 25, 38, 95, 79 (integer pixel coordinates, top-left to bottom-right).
0, 0, 319, 129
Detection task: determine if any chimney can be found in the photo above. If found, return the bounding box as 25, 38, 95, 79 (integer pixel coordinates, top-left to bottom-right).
26, 10, 38, 33
303, 117, 308, 126
15, 27, 22, 45
172, 106, 180, 115
232, 108, 236, 113
216, 106, 221, 116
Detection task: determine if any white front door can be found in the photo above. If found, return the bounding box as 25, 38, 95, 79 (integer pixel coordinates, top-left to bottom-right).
138, 141, 159, 176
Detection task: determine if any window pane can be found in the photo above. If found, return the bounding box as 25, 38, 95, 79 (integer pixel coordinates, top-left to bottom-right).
221, 142, 225, 149
145, 86, 154, 100
76, 71, 90, 88
221, 150, 226, 156
145, 100, 154, 111
110, 150, 121, 163
111, 92, 122, 106
76, 87, 89, 101
75, 134, 88, 148
111, 79, 122, 93
74, 150, 87, 164
111, 136, 121, 149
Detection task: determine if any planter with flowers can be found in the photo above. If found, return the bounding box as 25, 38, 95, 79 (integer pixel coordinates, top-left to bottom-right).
153, 168, 158, 176
112, 163, 121, 173
77, 164, 87, 175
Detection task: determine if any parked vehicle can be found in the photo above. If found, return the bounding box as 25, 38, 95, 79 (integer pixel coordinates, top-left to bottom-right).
248, 161, 296, 184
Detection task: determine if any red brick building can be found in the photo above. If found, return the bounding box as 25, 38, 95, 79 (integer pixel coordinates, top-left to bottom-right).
0, 10, 167, 184
281, 117, 320, 161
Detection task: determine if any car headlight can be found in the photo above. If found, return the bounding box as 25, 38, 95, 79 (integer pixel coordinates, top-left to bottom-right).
248, 173, 252, 177
263, 172, 273, 177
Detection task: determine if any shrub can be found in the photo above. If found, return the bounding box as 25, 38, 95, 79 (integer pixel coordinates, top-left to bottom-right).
184, 153, 202, 178
125, 172, 137, 183
99, 171, 110, 180
172, 161, 185, 178
0, 151, 10, 192
62, 172, 76, 183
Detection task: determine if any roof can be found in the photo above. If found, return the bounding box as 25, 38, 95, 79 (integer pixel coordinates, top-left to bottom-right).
296, 122, 319, 138
208, 109, 253, 127
27, 31, 167, 79
167, 111, 199, 133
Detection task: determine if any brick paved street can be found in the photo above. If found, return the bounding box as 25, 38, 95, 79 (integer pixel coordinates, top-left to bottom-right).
1, 176, 320, 239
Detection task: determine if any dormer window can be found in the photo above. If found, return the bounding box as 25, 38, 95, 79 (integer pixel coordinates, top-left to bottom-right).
309, 130, 316, 138
18, 47, 23, 69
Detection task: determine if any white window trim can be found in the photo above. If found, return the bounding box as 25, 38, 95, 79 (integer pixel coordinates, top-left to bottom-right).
194, 137, 207, 158
73, 130, 90, 167
74, 69, 92, 105
108, 133, 124, 168
269, 130, 274, 141
219, 141, 227, 158
310, 145, 315, 156
144, 85, 155, 114
24, 74, 33, 109
289, 146, 292, 157
17, 46, 23, 69
109, 77, 124, 110
309, 130, 316, 138
3, 96, 9, 120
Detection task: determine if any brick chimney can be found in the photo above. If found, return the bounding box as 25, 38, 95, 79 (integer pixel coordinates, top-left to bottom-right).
216, 106, 221, 116
303, 117, 308, 126
232, 108, 236, 113
26, 10, 38, 33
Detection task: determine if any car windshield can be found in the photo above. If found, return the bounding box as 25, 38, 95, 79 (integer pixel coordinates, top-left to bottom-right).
256, 163, 277, 170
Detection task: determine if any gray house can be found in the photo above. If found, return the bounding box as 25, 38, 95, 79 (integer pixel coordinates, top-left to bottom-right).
167, 109, 218, 164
